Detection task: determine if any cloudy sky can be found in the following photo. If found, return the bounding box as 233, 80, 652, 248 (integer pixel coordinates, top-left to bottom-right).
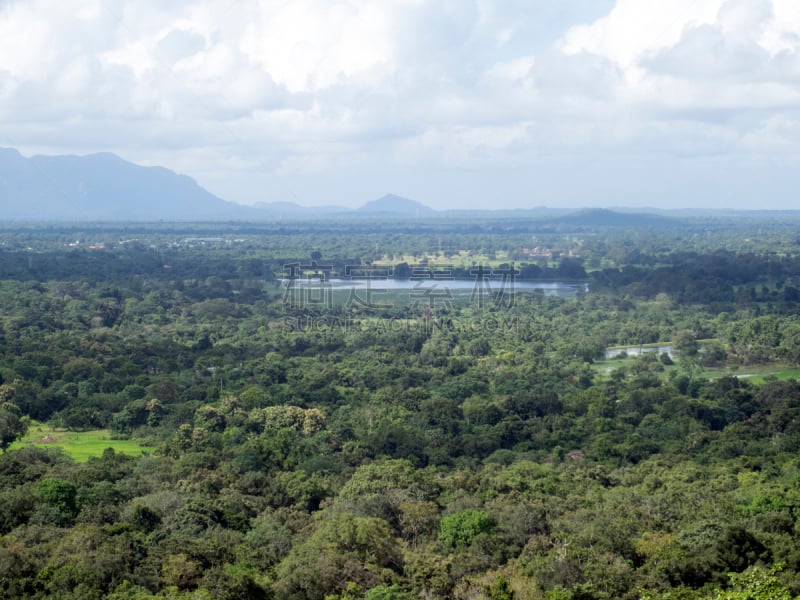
1, 0, 800, 210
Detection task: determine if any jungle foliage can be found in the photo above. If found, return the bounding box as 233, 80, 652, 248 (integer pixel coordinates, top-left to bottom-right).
1, 218, 800, 599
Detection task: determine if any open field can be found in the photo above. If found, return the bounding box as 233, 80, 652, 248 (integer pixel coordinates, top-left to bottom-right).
11, 423, 156, 462
593, 354, 800, 384
706, 365, 800, 384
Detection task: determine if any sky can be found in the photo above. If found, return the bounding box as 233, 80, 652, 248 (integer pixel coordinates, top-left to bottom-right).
2, 0, 800, 210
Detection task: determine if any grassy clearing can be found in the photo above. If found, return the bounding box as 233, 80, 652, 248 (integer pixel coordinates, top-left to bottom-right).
11, 423, 156, 462
703, 365, 800, 384
593, 355, 800, 384
386, 253, 511, 267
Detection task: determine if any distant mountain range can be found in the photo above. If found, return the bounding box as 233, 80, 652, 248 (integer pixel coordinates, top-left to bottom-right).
249, 194, 438, 219
0, 148, 441, 220
1, 147, 792, 225
0, 148, 247, 220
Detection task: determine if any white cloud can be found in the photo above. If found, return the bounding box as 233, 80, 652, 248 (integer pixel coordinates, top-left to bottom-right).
561, 0, 725, 69
553, 0, 800, 173
156, 28, 206, 65
1, 0, 800, 209
718, 0, 773, 37
238, 0, 401, 93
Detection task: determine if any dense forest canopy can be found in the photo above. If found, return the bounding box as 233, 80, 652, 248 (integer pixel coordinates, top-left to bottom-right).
1, 216, 800, 599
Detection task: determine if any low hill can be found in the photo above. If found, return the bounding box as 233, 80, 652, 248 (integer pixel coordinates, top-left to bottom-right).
356, 194, 437, 217
553, 208, 681, 228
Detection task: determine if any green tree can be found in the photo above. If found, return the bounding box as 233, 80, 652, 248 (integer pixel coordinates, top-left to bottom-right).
0, 402, 28, 451
37, 477, 78, 515
274, 512, 402, 600
709, 565, 794, 600
439, 509, 495, 548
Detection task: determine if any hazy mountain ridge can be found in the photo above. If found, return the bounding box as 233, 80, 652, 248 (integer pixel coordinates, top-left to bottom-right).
251, 201, 352, 217
1, 148, 248, 221
3, 148, 799, 224
552, 208, 681, 228
0, 149, 436, 220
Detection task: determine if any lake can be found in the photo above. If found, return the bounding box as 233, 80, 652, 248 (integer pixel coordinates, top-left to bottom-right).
278, 278, 588, 308
604, 345, 675, 360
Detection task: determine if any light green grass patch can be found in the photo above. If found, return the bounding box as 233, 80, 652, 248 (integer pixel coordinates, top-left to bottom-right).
706, 366, 800, 384
11, 423, 156, 462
